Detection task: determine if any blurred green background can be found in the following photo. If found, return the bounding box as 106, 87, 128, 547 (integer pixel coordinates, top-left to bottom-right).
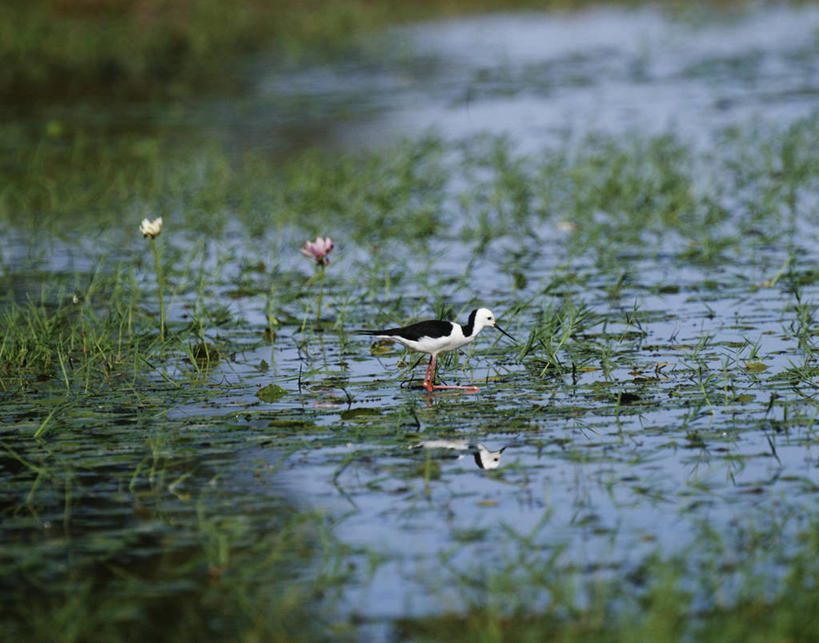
1, 0, 690, 102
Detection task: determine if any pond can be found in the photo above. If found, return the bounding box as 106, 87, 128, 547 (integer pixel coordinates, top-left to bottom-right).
2, 3, 819, 640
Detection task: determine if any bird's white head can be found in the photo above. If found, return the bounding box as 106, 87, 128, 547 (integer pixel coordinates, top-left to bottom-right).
473, 307, 497, 331
469, 308, 516, 342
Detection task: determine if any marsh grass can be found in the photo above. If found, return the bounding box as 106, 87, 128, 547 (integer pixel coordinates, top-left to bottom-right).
0, 436, 347, 641
4, 105, 819, 639
397, 522, 819, 642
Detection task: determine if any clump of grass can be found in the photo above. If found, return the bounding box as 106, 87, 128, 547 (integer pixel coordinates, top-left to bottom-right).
0, 127, 447, 243
0, 292, 139, 391
517, 298, 599, 376
0, 265, 206, 391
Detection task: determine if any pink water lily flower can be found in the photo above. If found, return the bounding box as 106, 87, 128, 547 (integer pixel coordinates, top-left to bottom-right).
299, 236, 334, 265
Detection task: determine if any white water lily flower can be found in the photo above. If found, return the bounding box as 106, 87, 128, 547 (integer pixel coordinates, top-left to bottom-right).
140, 217, 163, 239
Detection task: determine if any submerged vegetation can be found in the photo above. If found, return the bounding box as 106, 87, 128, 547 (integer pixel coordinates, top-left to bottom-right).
4, 1, 819, 640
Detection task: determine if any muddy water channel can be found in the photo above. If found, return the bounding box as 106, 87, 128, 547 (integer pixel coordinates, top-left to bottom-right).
3, 3, 819, 639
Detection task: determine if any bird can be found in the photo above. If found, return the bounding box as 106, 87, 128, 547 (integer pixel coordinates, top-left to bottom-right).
355, 307, 515, 393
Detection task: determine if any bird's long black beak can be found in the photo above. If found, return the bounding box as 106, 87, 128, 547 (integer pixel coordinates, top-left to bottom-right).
494, 324, 516, 343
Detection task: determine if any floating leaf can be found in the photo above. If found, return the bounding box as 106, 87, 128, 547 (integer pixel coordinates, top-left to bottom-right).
369, 340, 394, 356
257, 384, 287, 402
340, 407, 382, 421
658, 284, 680, 294
744, 361, 768, 373
226, 287, 266, 298
618, 392, 642, 405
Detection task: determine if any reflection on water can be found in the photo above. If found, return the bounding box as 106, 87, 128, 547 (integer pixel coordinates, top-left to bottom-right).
414, 439, 507, 470
259, 4, 819, 153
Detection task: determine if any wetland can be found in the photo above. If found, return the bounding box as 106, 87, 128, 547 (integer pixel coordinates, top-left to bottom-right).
2, 2, 819, 640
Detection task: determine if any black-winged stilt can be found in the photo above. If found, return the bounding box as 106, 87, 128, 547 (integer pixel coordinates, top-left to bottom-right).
356, 308, 515, 393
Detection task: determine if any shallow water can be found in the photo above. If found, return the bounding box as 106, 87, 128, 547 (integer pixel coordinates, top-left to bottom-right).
240, 3, 819, 621
262, 4, 819, 152
4, 2, 819, 636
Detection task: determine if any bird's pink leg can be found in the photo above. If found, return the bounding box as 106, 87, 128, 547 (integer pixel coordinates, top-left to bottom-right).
423, 355, 436, 392
422, 353, 480, 394
432, 383, 481, 393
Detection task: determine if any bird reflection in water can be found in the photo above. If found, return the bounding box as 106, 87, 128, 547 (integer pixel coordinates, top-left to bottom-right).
412, 439, 506, 470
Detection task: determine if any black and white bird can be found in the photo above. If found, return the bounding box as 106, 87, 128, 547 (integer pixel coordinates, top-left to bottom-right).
355, 307, 515, 393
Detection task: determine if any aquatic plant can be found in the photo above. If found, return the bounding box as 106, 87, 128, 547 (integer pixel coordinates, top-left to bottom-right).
140, 216, 166, 341
300, 236, 334, 323
299, 236, 334, 265
4, 81, 819, 642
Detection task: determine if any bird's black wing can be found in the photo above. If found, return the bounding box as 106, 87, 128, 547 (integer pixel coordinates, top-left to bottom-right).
355, 319, 453, 341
